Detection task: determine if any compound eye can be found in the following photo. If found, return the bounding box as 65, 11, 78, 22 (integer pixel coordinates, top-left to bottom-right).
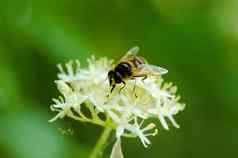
108, 71, 115, 85
109, 77, 113, 85
108, 70, 114, 77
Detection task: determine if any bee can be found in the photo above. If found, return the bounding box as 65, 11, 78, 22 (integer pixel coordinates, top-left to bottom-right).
108, 46, 168, 93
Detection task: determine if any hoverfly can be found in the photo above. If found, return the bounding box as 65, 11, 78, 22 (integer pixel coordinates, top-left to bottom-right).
108, 46, 168, 93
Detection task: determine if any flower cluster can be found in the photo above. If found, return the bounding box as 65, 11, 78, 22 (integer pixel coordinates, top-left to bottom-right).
49, 55, 185, 148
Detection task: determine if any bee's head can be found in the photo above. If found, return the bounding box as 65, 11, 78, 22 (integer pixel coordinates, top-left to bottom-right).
108, 70, 122, 93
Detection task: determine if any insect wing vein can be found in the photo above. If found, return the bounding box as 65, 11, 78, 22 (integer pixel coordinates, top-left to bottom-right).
139, 64, 168, 75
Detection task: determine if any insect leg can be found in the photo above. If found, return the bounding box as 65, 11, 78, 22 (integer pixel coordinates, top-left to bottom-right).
133, 79, 138, 98
119, 81, 126, 94
133, 74, 147, 81
110, 84, 116, 93
142, 75, 147, 81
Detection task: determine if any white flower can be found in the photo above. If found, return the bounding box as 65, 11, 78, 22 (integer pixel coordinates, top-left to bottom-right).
49, 55, 185, 148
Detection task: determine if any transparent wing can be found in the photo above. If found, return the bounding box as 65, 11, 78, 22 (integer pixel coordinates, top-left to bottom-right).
120, 46, 140, 61
138, 64, 168, 75
126, 46, 140, 56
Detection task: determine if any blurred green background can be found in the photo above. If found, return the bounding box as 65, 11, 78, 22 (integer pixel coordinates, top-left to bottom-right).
0, 0, 238, 158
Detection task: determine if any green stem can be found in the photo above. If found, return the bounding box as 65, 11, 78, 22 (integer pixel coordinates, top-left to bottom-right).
89, 126, 113, 158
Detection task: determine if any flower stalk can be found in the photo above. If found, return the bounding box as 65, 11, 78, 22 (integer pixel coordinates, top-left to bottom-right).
89, 125, 113, 158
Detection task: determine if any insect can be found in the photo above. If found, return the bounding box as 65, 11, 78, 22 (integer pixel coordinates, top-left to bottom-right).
108, 46, 168, 93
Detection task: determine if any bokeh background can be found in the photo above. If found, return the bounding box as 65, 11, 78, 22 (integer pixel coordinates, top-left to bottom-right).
0, 0, 238, 158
